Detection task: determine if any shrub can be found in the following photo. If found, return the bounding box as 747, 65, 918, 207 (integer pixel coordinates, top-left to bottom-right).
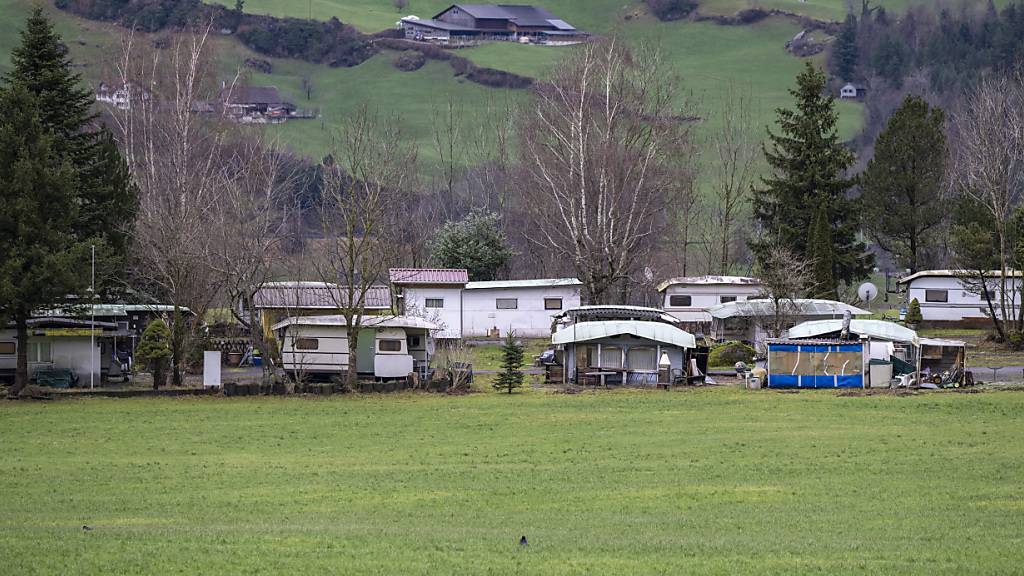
393, 50, 426, 72
905, 298, 923, 326
708, 341, 755, 368
136, 319, 172, 389
646, 0, 698, 21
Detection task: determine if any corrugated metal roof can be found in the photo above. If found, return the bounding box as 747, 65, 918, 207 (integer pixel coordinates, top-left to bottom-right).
555, 305, 682, 324
789, 319, 918, 344
271, 315, 439, 331
389, 268, 469, 285
897, 269, 1023, 284
552, 320, 696, 348
253, 282, 392, 309
707, 299, 871, 319
465, 278, 581, 290
656, 275, 762, 292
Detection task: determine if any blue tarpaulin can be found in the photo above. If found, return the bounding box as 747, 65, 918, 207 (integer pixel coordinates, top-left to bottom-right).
766, 340, 864, 389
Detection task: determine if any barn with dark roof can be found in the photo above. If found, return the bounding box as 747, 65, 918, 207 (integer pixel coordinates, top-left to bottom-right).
400, 4, 587, 45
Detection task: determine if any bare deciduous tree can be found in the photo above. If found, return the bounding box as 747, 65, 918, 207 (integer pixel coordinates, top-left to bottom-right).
113, 25, 231, 385
515, 37, 695, 303
754, 238, 812, 339
949, 72, 1024, 336
708, 84, 760, 274
314, 107, 415, 386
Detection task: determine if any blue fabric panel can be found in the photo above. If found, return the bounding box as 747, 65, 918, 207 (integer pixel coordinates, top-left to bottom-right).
836, 375, 863, 388
768, 344, 863, 353
767, 374, 799, 388
771, 345, 799, 352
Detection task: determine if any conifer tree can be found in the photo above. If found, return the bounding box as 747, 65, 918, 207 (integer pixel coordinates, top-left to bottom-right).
749, 62, 873, 288
0, 10, 135, 397
494, 332, 524, 394
861, 95, 946, 272
136, 319, 172, 389
831, 14, 859, 81
807, 201, 838, 299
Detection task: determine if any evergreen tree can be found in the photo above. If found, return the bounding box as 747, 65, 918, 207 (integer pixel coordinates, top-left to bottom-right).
494, 332, 524, 394
831, 14, 859, 81
0, 86, 91, 397
905, 298, 923, 327
432, 211, 514, 281
861, 95, 946, 272
807, 201, 838, 299
0, 10, 136, 397
749, 63, 873, 288
136, 319, 172, 389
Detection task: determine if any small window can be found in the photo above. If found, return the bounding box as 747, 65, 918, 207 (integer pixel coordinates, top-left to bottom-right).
379, 339, 403, 352
28, 341, 51, 363
425, 298, 444, 308
925, 290, 948, 303
720, 296, 737, 304
544, 298, 563, 310
408, 335, 421, 348
669, 295, 692, 307
0, 342, 14, 355
294, 338, 319, 350
496, 298, 518, 310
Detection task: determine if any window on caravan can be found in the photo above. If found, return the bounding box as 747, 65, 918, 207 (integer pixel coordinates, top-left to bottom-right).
628, 347, 657, 371
925, 290, 948, 303
425, 298, 444, 308
544, 298, 563, 310
408, 335, 421, 348
28, 341, 51, 363
669, 295, 692, 307
720, 296, 737, 304
599, 346, 623, 368
379, 339, 403, 352
0, 342, 14, 355
496, 298, 518, 310
294, 338, 319, 350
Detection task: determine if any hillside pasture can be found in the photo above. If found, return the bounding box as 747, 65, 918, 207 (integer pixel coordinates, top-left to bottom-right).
1, 387, 1022, 574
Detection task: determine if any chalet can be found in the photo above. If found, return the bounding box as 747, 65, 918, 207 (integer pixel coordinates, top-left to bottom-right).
221, 85, 297, 123
897, 269, 1023, 325
95, 82, 150, 111
840, 82, 867, 99
656, 275, 764, 329
400, 4, 587, 45
389, 268, 583, 339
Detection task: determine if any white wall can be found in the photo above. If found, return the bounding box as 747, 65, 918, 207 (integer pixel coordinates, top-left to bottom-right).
0, 332, 100, 383
662, 284, 763, 323
907, 276, 1023, 321
402, 287, 464, 339
463, 285, 582, 338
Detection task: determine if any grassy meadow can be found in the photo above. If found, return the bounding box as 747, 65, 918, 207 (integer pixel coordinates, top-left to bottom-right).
1, 387, 1023, 574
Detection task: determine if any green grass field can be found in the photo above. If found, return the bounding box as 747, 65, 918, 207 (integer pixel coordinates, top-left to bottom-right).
1, 387, 1023, 574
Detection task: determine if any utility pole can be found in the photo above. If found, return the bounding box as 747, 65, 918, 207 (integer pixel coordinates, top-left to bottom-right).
90, 244, 96, 389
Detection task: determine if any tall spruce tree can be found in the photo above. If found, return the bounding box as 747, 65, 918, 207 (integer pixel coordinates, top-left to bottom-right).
831, 14, 859, 81
860, 95, 946, 272
750, 62, 873, 288
0, 9, 135, 397
807, 201, 838, 299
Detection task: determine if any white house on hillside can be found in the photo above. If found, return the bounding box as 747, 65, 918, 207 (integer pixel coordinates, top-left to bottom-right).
390, 269, 582, 339
898, 270, 1023, 323
656, 275, 763, 328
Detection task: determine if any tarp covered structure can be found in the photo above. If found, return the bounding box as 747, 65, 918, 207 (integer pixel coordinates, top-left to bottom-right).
766, 339, 865, 388
552, 320, 696, 349
789, 319, 918, 344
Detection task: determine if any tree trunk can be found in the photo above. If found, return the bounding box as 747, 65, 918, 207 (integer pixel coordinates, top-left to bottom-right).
347, 325, 359, 388
8, 316, 30, 399
171, 307, 184, 387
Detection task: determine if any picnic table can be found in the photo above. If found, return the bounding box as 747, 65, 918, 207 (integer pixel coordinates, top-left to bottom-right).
583, 367, 627, 386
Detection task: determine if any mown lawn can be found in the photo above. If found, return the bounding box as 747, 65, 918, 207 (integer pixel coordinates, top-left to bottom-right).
1, 387, 1022, 574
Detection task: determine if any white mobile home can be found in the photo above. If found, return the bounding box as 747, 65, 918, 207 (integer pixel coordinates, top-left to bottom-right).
898, 270, 1022, 324
390, 269, 583, 339
272, 315, 438, 380
462, 278, 582, 338
0, 318, 131, 385
656, 276, 764, 328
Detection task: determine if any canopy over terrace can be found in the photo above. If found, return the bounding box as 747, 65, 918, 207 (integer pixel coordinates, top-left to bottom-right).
789, 319, 919, 344
552, 320, 696, 385
708, 299, 871, 320
553, 305, 682, 326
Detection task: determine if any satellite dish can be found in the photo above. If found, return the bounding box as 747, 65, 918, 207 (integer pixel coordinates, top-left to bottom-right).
644, 267, 654, 283
857, 282, 879, 303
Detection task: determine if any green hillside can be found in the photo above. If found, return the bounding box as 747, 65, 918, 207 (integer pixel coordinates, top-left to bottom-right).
0, 0, 867, 169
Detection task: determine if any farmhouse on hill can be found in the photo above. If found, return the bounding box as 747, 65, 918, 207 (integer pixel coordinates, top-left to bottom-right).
400, 4, 588, 45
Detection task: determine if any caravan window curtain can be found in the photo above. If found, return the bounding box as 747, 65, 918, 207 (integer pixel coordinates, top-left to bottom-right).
627, 347, 657, 371
600, 346, 623, 368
